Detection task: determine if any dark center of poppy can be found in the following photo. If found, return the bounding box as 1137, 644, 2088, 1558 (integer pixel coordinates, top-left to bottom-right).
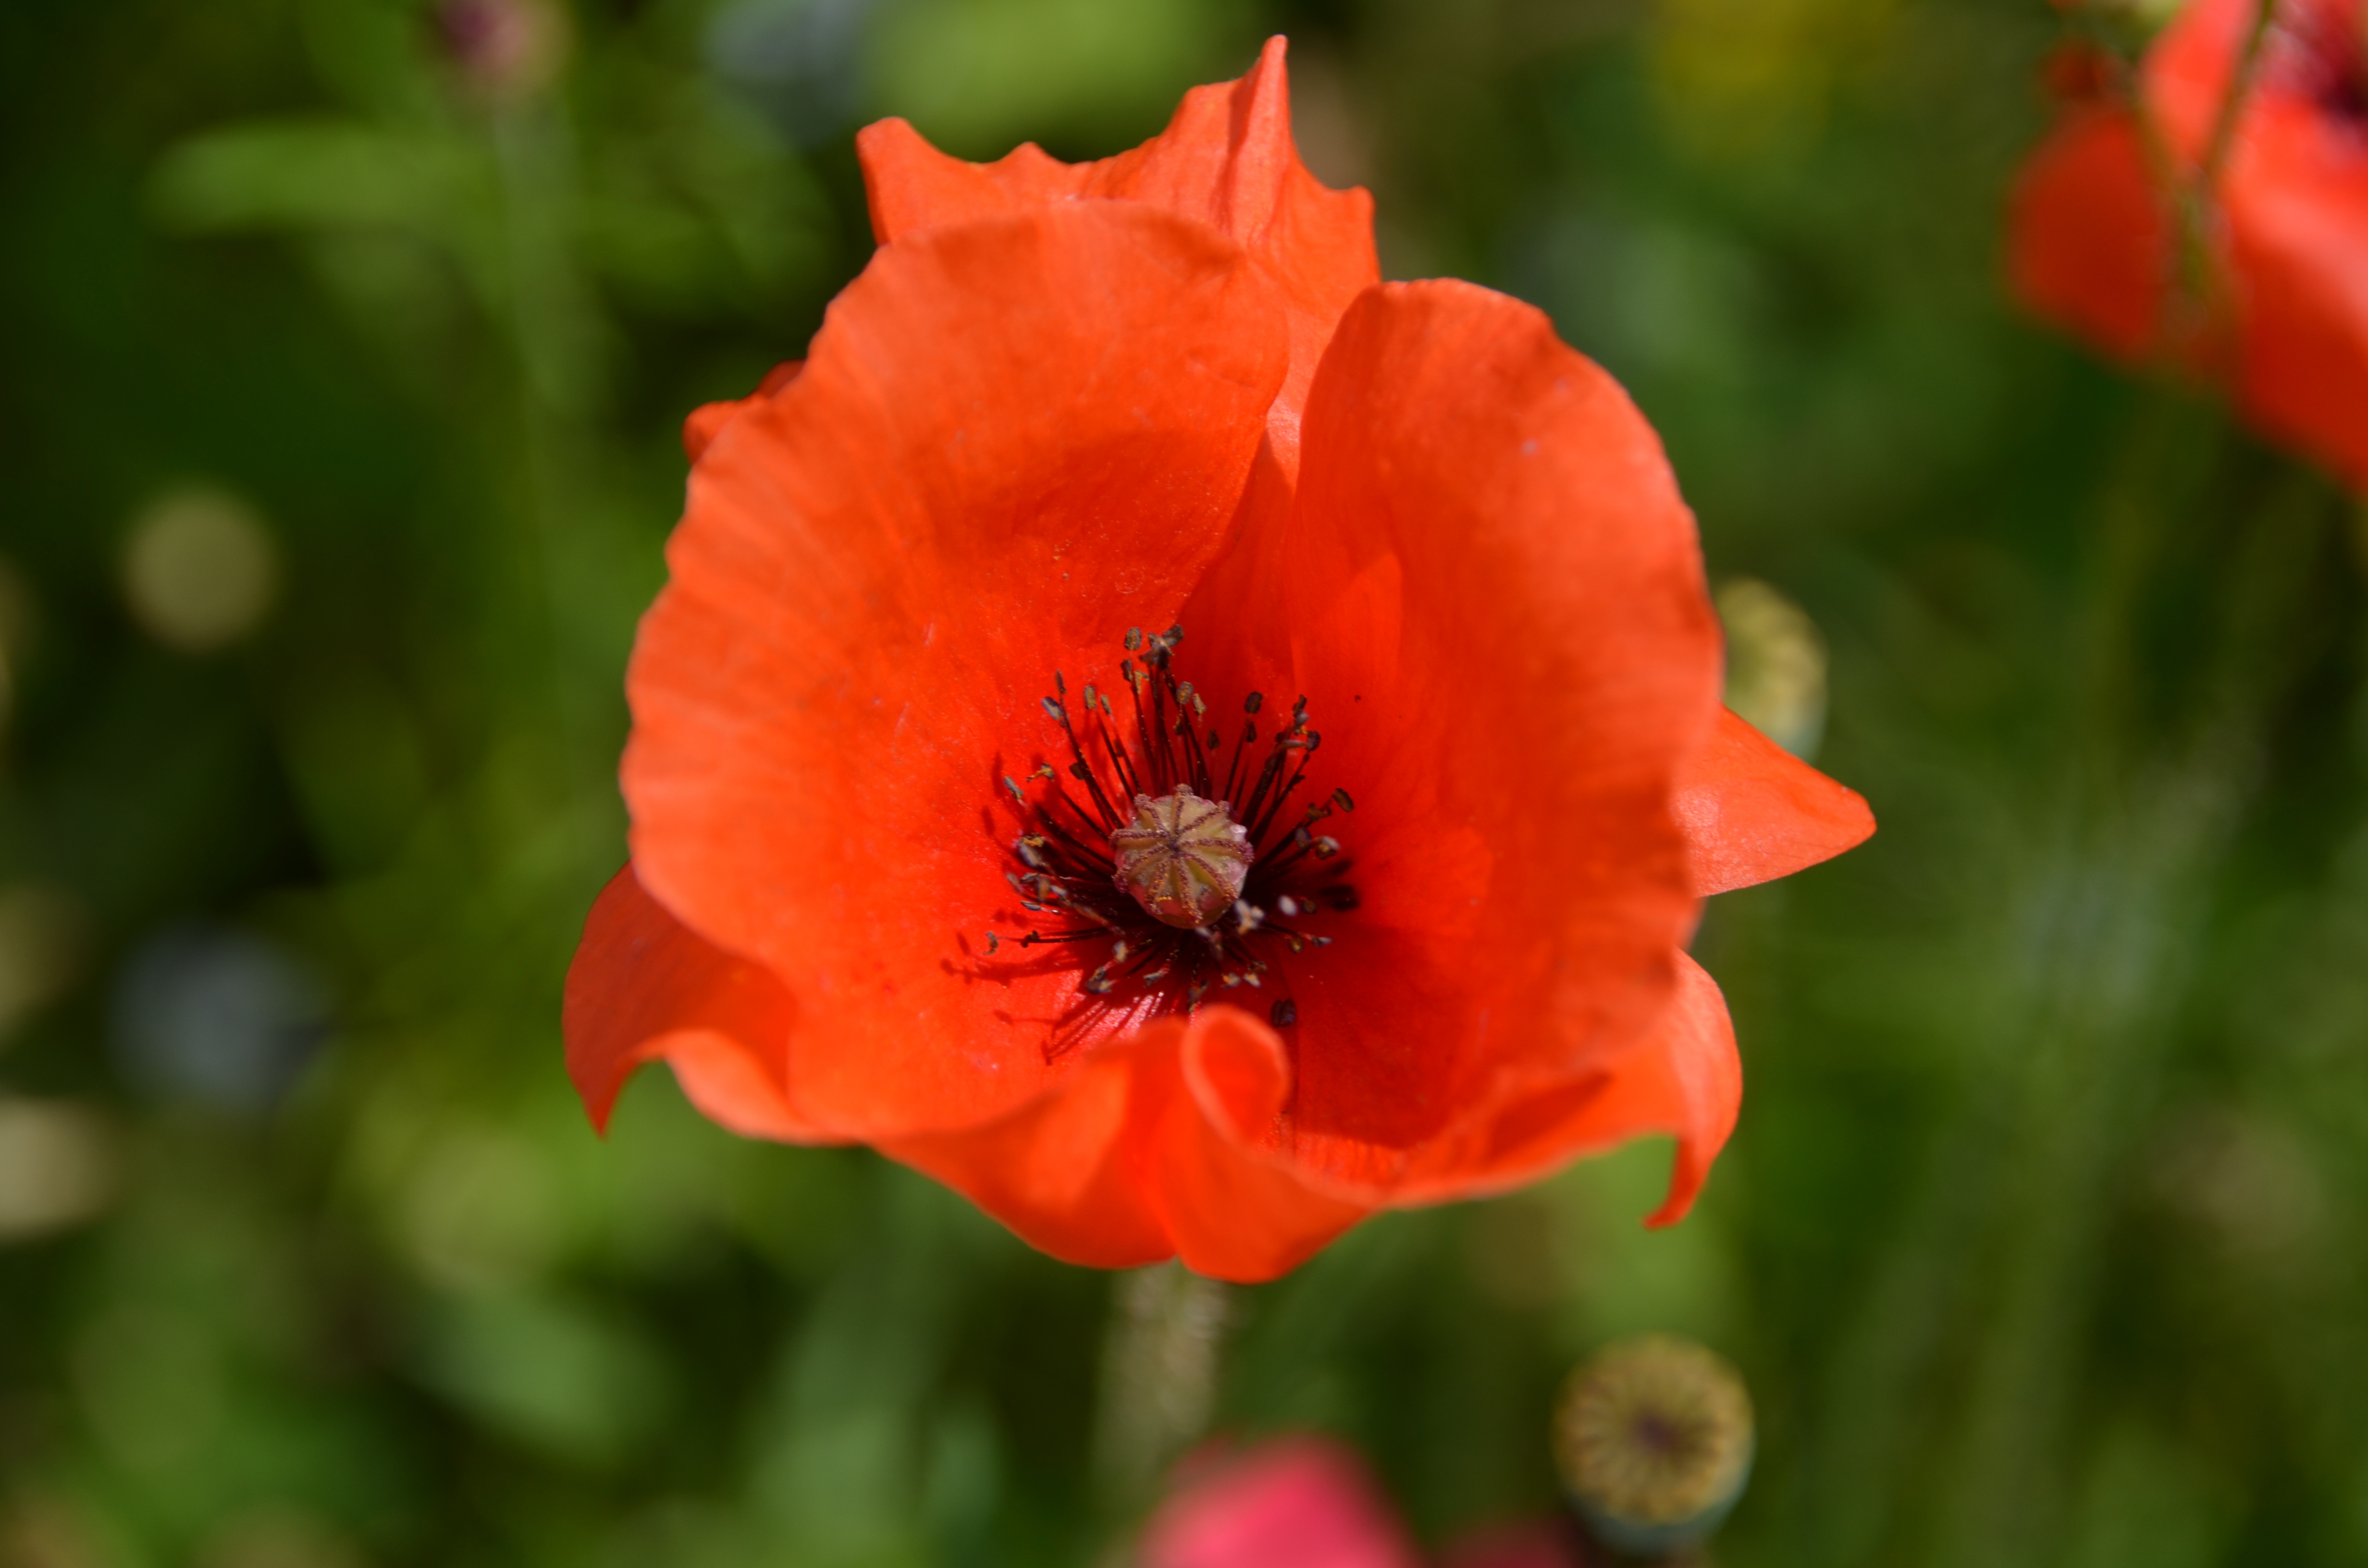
2268, 0, 2368, 122
989, 625, 1358, 1032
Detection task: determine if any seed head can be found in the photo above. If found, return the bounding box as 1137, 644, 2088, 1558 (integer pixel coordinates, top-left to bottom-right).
1109, 788, 1253, 929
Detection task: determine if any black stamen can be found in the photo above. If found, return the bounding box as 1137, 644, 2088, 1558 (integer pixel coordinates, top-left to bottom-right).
1239, 747, 1290, 833
990, 633, 1358, 1041
1047, 687, 1122, 829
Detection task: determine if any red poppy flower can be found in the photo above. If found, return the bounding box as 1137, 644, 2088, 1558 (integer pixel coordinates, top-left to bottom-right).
565, 39, 1874, 1283
2010, 0, 2368, 489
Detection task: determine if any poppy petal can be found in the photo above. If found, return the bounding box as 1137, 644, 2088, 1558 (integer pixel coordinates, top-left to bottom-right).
681, 359, 804, 463
562, 863, 821, 1141
884, 1008, 1369, 1282
626, 203, 1291, 1139
1638, 952, 1744, 1225
1674, 705, 1875, 897
857, 36, 1377, 462
883, 1029, 1175, 1270
1180, 278, 1723, 1192
2155, 0, 2368, 490
1389, 951, 1740, 1223
2221, 109, 2368, 493
2007, 109, 2168, 363
1158, 1007, 1370, 1282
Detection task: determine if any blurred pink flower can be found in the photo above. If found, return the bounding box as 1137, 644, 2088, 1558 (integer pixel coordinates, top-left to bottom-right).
1141, 1438, 1579, 1568
1142, 1440, 1418, 1568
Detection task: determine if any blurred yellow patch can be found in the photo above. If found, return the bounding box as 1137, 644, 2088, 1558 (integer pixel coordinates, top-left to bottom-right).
122, 484, 281, 654
0, 1098, 118, 1244
1717, 577, 1828, 758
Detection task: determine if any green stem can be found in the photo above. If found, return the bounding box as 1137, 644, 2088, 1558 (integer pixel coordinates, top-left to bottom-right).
488, 93, 612, 882
1091, 1262, 1235, 1539
2199, 0, 2281, 191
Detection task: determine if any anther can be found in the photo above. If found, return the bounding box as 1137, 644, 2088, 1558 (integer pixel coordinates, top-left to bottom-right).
992, 628, 1360, 1021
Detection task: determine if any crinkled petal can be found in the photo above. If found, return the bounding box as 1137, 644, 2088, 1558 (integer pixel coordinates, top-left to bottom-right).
857, 36, 1376, 465
883, 1007, 1367, 1283
882, 1029, 1175, 1270
1382, 950, 1741, 1224
563, 863, 823, 1141
625, 203, 1289, 1139
1674, 705, 1876, 897
1177, 278, 1724, 1196
1159, 1008, 1370, 1281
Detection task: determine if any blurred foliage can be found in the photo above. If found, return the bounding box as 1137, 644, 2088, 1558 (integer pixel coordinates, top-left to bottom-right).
4, 0, 2368, 1565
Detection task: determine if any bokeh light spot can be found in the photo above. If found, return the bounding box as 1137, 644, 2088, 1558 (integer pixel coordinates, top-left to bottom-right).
121, 485, 281, 654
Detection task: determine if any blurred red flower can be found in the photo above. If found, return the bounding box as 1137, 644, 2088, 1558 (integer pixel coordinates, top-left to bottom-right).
2010, 0, 2368, 489
564, 39, 1874, 1282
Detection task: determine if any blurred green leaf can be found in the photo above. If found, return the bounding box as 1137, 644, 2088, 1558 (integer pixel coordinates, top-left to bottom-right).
412, 1290, 674, 1467
148, 121, 484, 235
868, 0, 1245, 155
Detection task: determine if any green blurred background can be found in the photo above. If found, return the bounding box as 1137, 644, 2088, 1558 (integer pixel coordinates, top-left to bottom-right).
6, 0, 2368, 1563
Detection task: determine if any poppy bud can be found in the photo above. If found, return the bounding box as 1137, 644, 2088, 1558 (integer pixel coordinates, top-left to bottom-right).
1554, 1335, 1754, 1558
436, 0, 568, 100
1110, 788, 1254, 929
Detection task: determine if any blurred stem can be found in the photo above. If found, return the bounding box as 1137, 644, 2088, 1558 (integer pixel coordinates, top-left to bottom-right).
488, 91, 611, 878
2150, 0, 2275, 374
1091, 1262, 1234, 1532
2200, 0, 2280, 189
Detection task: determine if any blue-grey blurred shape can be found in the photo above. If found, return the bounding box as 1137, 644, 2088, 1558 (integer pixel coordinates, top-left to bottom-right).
111, 924, 329, 1113
706, 0, 874, 144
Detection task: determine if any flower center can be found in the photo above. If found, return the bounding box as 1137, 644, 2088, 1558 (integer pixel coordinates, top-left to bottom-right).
2268, 0, 2368, 121
989, 625, 1358, 1035
1110, 787, 1253, 928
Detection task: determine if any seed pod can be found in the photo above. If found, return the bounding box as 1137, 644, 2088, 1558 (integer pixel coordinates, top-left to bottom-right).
1109, 787, 1253, 929
1553, 1335, 1754, 1558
